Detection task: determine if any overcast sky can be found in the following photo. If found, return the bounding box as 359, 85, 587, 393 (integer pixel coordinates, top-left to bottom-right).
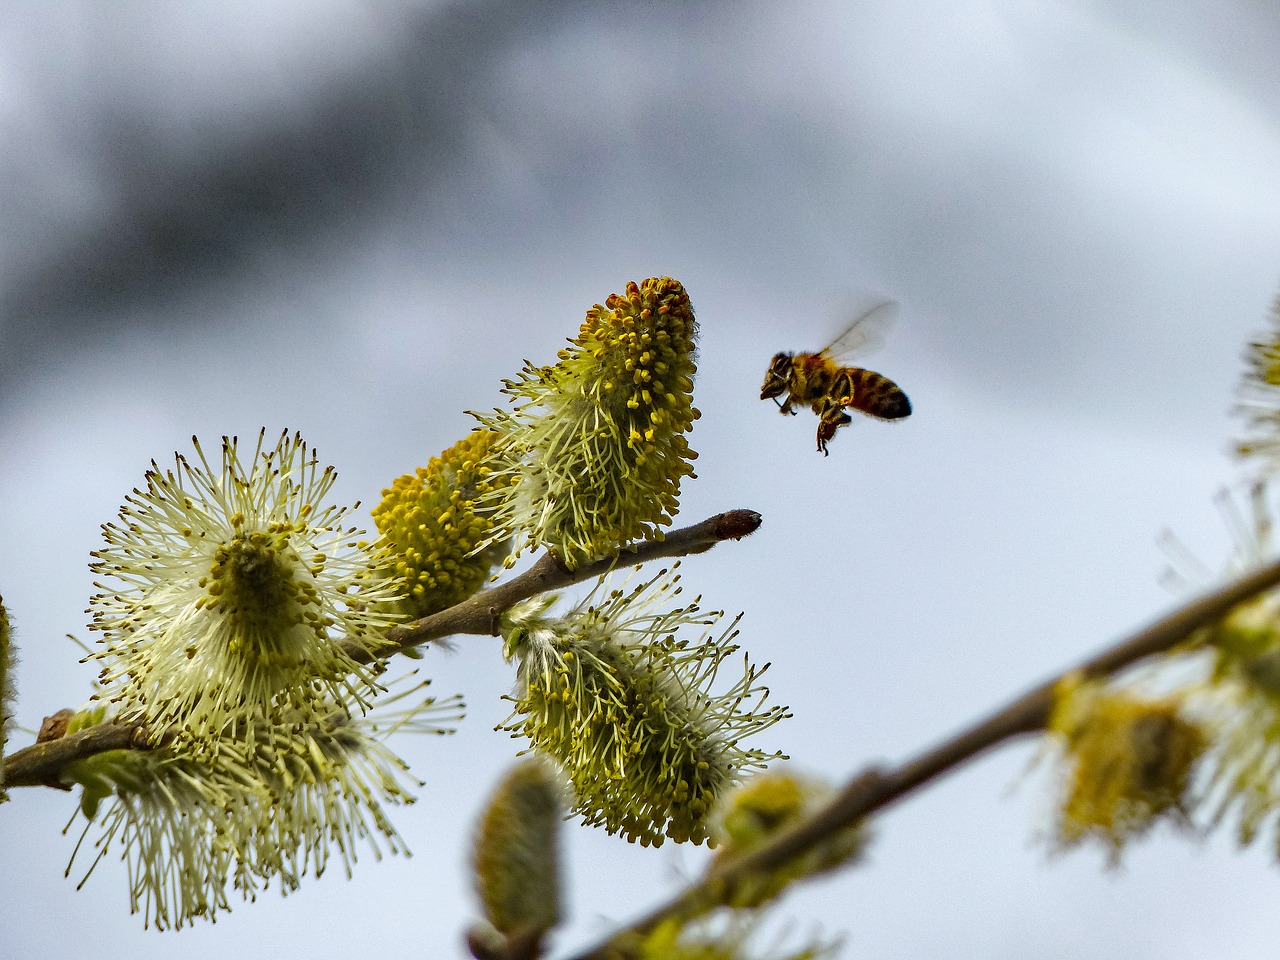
3, 1, 1280, 957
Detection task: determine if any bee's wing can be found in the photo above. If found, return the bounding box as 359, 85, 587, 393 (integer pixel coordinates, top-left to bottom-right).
821, 300, 899, 364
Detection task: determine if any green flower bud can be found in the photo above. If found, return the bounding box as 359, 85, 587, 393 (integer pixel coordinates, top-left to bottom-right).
472, 759, 564, 945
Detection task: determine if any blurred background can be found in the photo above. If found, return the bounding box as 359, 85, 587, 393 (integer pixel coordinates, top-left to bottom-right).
2, 0, 1279, 956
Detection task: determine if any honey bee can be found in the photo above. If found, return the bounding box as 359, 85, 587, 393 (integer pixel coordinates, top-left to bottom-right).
760, 300, 912, 455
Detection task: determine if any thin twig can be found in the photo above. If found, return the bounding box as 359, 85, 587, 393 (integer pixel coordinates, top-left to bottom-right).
0, 509, 762, 789
566, 555, 1280, 959
2, 721, 153, 789
350, 508, 763, 661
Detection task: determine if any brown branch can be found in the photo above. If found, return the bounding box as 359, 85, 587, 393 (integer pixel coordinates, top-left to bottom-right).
350, 509, 763, 662
566, 555, 1280, 959
0, 510, 762, 789
3, 720, 153, 788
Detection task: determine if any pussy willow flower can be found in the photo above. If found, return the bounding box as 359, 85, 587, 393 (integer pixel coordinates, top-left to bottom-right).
1197, 675, 1280, 853
1235, 290, 1280, 469
372, 430, 513, 619
87, 431, 401, 749
475, 277, 700, 568
1045, 674, 1205, 862
62, 705, 263, 929
499, 565, 788, 847
62, 677, 462, 929
710, 769, 868, 907
1157, 483, 1280, 852
1159, 483, 1280, 676
234, 677, 463, 892
471, 758, 564, 945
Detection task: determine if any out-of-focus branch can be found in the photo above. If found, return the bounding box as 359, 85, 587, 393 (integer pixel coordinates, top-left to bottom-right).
0, 509, 762, 789
565, 556, 1280, 959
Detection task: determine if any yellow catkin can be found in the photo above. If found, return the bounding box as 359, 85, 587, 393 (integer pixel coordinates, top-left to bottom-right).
499, 569, 788, 847
1049, 675, 1205, 859
373, 430, 514, 619
478, 277, 701, 568
711, 770, 867, 907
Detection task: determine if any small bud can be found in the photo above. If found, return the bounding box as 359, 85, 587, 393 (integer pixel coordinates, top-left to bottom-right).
38, 708, 74, 744
465, 920, 512, 960
472, 759, 564, 946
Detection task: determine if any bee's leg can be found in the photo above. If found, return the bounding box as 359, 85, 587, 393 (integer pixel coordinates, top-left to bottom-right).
815, 407, 852, 456
816, 419, 834, 455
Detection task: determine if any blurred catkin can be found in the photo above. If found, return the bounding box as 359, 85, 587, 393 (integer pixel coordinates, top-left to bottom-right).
472, 759, 564, 943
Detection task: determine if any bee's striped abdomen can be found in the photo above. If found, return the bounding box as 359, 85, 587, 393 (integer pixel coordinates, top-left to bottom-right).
837, 367, 911, 421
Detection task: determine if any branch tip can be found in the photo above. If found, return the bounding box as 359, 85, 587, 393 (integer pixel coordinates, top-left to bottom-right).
715, 509, 762, 541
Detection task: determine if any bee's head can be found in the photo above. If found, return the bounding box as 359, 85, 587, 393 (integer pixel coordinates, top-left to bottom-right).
760, 353, 794, 400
